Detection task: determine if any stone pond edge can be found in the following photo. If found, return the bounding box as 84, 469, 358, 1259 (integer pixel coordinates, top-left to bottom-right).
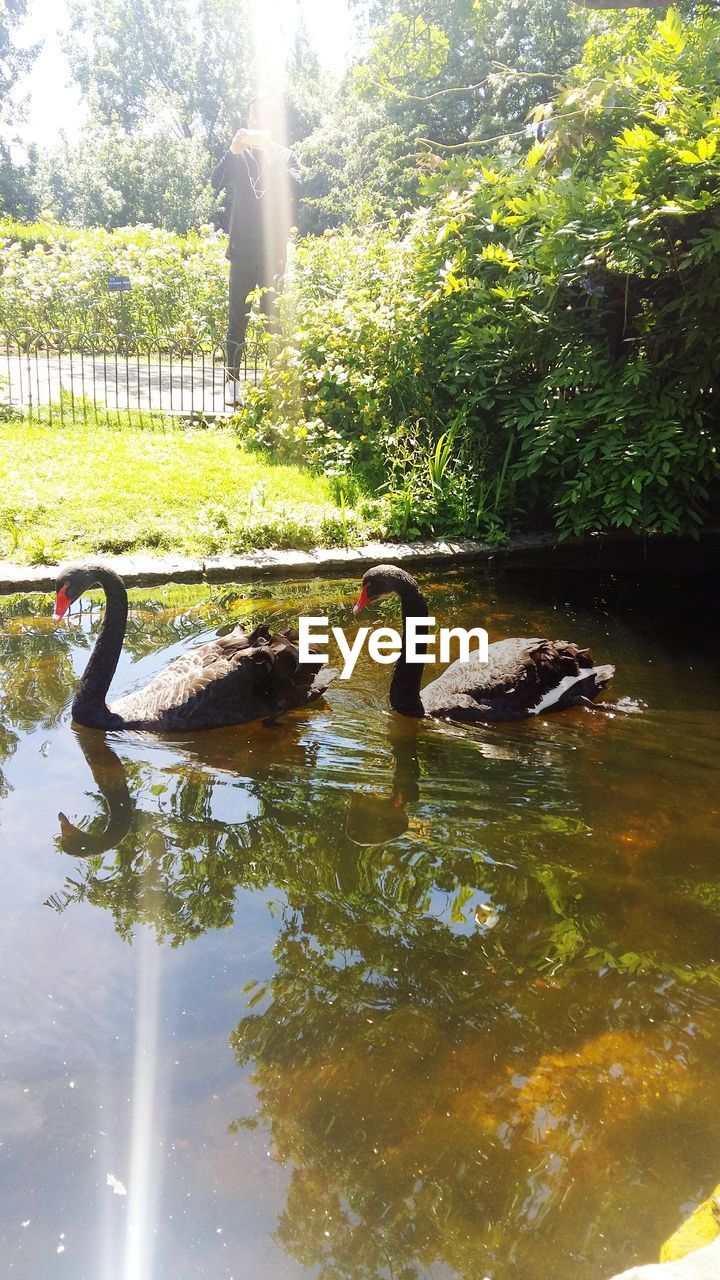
0, 534, 558, 594
1, 528, 717, 595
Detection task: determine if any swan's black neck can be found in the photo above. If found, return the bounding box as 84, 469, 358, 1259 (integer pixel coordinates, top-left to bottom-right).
389, 582, 428, 718
72, 571, 127, 728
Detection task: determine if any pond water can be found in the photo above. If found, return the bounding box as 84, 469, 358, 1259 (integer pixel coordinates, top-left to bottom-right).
1, 564, 719, 1280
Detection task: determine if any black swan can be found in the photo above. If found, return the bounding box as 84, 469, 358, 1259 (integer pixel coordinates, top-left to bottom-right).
53, 564, 337, 731
353, 565, 614, 723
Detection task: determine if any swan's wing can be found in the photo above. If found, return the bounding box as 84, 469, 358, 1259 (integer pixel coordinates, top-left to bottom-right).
422, 639, 611, 721
306, 665, 340, 700
423, 638, 546, 703
111, 624, 337, 730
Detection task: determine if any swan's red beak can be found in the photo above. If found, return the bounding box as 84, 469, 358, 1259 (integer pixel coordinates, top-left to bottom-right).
53, 586, 72, 621
353, 586, 371, 615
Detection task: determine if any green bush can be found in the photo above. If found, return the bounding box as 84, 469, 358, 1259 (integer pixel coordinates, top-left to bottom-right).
237, 224, 415, 472
0, 219, 229, 344
239, 6, 720, 540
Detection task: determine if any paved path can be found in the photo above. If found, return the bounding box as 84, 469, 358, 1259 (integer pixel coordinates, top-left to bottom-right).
1, 352, 259, 416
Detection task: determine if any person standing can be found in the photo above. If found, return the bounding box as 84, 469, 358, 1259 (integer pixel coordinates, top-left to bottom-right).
212, 97, 298, 392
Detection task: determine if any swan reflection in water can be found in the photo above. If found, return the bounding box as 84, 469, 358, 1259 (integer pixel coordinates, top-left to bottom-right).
345, 719, 420, 846
58, 722, 425, 859
49, 721, 423, 935
57, 730, 135, 857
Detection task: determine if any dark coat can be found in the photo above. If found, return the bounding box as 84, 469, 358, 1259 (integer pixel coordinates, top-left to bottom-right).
211, 146, 299, 264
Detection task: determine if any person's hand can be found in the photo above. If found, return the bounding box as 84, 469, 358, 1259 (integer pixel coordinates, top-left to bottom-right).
229, 129, 250, 155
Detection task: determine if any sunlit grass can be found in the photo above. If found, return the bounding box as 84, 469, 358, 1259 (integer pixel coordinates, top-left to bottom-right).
0, 413, 381, 563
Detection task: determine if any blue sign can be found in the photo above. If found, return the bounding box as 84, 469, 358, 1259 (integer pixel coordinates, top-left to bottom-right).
108, 275, 132, 291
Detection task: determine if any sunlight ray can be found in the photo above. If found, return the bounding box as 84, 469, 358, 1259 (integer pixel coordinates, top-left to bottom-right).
247, 0, 297, 342
122, 928, 163, 1280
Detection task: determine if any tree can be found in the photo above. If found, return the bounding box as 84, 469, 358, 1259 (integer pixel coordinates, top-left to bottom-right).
32, 128, 214, 232
248, 5, 720, 540
581, 0, 669, 7
63, 0, 328, 158
300, 0, 592, 226
65, 0, 254, 153
354, 0, 591, 144
0, 0, 34, 103
0, 141, 37, 219
0, 0, 40, 217
296, 95, 420, 230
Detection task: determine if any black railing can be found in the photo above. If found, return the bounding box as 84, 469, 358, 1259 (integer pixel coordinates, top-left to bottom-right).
0, 329, 265, 425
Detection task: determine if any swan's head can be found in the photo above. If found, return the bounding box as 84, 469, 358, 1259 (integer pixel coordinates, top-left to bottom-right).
53, 564, 108, 619
353, 564, 420, 614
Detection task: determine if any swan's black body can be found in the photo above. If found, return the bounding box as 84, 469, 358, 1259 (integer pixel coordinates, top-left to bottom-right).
54, 564, 337, 732
354, 565, 614, 723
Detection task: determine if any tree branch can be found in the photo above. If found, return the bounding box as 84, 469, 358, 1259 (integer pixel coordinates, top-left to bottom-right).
578, 0, 670, 7
367, 62, 564, 105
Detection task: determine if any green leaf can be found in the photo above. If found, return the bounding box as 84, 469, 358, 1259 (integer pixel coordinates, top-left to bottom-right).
656, 7, 687, 54
451, 885, 475, 925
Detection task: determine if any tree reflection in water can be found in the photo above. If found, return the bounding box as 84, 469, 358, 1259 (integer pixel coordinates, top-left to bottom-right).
47, 716, 720, 1280
0, 590, 86, 799
0, 720, 18, 801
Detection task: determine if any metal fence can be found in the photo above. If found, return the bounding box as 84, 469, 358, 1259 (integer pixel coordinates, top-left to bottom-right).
0, 329, 265, 424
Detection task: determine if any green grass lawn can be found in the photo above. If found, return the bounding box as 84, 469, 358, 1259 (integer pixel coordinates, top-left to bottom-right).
0, 413, 381, 564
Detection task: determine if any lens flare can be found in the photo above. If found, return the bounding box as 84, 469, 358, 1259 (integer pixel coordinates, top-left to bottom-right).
122, 928, 163, 1280
247, 0, 296, 335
